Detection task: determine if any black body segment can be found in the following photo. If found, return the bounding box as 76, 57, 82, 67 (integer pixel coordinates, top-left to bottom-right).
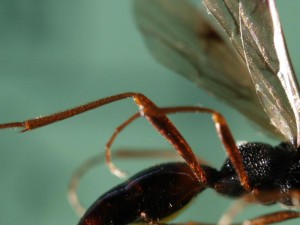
78, 163, 206, 225
79, 142, 300, 224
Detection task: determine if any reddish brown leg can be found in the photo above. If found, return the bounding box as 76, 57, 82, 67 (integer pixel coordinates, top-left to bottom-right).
0, 93, 204, 183
105, 112, 209, 178
244, 211, 300, 225
105, 112, 141, 178
219, 190, 300, 225
1, 93, 139, 131
0, 93, 250, 189
105, 106, 250, 190
160, 106, 250, 190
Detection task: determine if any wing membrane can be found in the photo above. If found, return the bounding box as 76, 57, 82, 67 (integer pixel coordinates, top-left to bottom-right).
203, 0, 300, 146
133, 0, 300, 145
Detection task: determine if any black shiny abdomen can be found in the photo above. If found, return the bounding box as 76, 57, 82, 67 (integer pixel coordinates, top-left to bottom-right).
79, 142, 300, 224
78, 163, 207, 225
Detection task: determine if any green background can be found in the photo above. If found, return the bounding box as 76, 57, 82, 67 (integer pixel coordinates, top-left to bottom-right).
1, 0, 300, 224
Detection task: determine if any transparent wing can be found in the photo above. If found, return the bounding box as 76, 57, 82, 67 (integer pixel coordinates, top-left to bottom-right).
133, 0, 300, 145
204, 0, 300, 146
203, 0, 300, 146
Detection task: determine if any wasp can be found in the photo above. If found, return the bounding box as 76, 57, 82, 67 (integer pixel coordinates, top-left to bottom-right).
1, 0, 300, 224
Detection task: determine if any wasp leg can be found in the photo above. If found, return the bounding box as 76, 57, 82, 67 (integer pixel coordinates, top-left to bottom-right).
218, 190, 300, 225
243, 210, 300, 225
105, 112, 141, 178
0, 93, 207, 184
160, 106, 251, 190
104, 105, 250, 190
0, 93, 249, 188
105, 111, 209, 178
69, 148, 185, 216
218, 199, 248, 225
0, 121, 24, 129
68, 154, 102, 216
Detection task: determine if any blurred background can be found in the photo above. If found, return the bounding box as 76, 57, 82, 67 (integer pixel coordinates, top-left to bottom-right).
0, 0, 300, 224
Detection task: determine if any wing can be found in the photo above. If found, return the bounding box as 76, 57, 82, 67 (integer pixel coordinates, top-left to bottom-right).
133, 0, 300, 146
